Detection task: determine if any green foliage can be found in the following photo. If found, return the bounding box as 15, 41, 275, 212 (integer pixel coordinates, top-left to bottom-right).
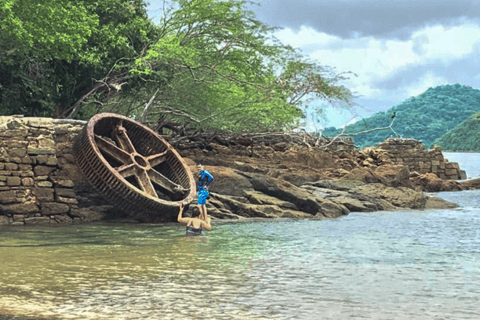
0, 0, 352, 132
323, 84, 480, 148
0, 0, 157, 117
434, 112, 480, 151
0, 0, 98, 61
130, 0, 352, 131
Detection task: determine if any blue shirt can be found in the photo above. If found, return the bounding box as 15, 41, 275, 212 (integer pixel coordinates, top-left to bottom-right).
198, 169, 213, 191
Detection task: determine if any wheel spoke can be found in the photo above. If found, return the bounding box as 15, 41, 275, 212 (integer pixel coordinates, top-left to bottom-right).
148, 169, 184, 193
95, 135, 131, 163
117, 163, 136, 178
114, 124, 136, 154
136, 170, 157, 197
147, 150, 168, 167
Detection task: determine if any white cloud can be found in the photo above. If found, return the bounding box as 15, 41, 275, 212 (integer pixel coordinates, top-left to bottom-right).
274, 22, 480, 100
401, 71, 449, 97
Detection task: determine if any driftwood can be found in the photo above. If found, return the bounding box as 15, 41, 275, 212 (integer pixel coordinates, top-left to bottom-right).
152, 120, 355, 152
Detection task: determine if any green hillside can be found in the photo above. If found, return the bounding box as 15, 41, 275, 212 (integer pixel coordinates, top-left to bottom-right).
434, 112, 480, 151
322, 84, 480, 149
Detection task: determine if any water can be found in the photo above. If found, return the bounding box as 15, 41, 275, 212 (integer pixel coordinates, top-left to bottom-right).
1, 155, 480, 320
444, 152, 480, 179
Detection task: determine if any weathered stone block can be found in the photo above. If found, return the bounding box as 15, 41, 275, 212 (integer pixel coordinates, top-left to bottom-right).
54, 214, 73, 224
20, 170, 34, 177
0, 190, 16, 204
6, 176, 21, 186
445, 169, 458, 176
445, 163, 454, 169
432, 165, 438, 173
56, 196, 78, 204
55, 179, 75, 188
33, 187, 54, 201
36, 154, 48, 164
46, 156, 58, 166
54, 125, 70, 134
34, 165, 55, 176
36, 181, 53, 187
0, 202, 39, 214
41, 202, 70, 215
18, 164, 32, 170
0, 215, 9, 225
9, 148, 27, 158
62, 154, 75, 163
21, 178, 34, 186
55, 188, 76, 198
21, 156, 33, 164
24, 217, 56, 225
432, 160, 440, 166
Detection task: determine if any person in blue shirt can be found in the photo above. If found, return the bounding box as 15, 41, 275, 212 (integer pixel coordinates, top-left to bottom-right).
196, 162, 213, 220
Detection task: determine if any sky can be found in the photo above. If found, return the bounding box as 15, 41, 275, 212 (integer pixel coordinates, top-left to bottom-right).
147, 0, 480, 129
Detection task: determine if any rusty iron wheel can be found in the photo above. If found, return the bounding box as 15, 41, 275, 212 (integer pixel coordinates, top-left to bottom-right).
73, 113, 196, 222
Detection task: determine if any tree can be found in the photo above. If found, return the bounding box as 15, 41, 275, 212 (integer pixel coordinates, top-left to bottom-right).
0, 0, 157, 117
128, 0, 353, 131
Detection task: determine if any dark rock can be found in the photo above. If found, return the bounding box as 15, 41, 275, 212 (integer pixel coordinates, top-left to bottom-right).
0, 190, 16, 204
24, 217, 57, 225
249, 174, 322, 214
33, 187, 54, 202
41, 202, 70, 215
0, 202, 39, 214
412, 173, 462, 192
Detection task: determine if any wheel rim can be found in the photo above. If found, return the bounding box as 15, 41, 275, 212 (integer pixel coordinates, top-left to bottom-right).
73, 113, 196, 222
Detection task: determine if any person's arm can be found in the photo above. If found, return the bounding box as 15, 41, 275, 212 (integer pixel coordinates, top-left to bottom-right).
200, 219, 212, 231
177, 203, 190, 225
205, 170, 214, 188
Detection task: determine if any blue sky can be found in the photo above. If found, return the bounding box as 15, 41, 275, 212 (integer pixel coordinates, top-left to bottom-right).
147, 0, 480, 129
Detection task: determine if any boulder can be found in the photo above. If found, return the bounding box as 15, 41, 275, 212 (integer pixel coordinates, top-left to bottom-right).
243, 190, 297, 210
205, 166, 253, 197
412, 173, 462, 192
459, 177, 480, 190
373, 165, 412, 188
249, 174, 323, 215
351, 183, 430, 209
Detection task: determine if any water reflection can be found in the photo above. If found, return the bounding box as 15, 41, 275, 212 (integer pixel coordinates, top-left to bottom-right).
1, 208, 480, 319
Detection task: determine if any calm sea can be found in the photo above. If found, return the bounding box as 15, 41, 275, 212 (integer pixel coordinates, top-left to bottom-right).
1, 153, 479, 320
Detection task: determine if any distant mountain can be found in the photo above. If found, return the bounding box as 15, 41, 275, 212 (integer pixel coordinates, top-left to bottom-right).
322, 84, 480, 149
434, 112, 480, 151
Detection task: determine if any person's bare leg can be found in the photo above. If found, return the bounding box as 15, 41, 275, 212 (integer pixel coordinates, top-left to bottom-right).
198, 204, 206, 221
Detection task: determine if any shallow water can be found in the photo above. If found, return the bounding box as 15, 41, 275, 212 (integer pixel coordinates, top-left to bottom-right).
1, 155, 480, 319
2, 190, 480, 320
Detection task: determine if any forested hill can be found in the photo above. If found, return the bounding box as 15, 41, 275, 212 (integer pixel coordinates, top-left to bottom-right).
434, 112, 480, 151
322, 84, 480, 149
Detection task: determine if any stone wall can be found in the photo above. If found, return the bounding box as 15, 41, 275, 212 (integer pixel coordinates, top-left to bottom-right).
0, 117, 466, 226
376, 138, 466, 180
0, 116, 116, 226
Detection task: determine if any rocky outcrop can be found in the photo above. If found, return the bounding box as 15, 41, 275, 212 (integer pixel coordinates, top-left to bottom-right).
0, 116, 464, 226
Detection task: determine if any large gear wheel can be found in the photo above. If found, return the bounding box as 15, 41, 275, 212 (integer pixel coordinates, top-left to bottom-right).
73, 113, 196, 222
